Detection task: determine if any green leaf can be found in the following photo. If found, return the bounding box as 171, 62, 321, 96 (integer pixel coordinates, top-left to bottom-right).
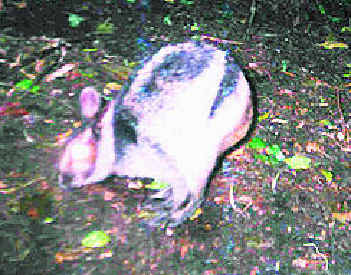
318, 4, 326, 15
319, 119, 331, 126
163, 16, 172, 26
284, 155, 312, 170
96, 20, 114, 34
267, 145, 285, 161
145, 180, 170, 190
248, 137, 267, 149
43, 217, 54, 224
16, 79, 33, 90
190, 23, 200, 31
81, 231, 110, 248
330, 16, 341, 23
30, 85, 40, 94
281, 60, 287, 72
180, 0, 193, 4
68, 13, 84, 28
341, 26, 351, 32
320, 169, 333, 183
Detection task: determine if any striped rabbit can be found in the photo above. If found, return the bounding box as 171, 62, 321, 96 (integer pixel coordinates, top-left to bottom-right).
58, 41, 253, 227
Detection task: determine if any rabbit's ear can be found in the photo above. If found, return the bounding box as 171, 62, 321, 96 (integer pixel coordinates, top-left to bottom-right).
80, 86, 100, 119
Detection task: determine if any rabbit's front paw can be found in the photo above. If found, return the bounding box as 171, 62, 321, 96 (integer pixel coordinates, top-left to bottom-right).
143, 187, 201, 228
